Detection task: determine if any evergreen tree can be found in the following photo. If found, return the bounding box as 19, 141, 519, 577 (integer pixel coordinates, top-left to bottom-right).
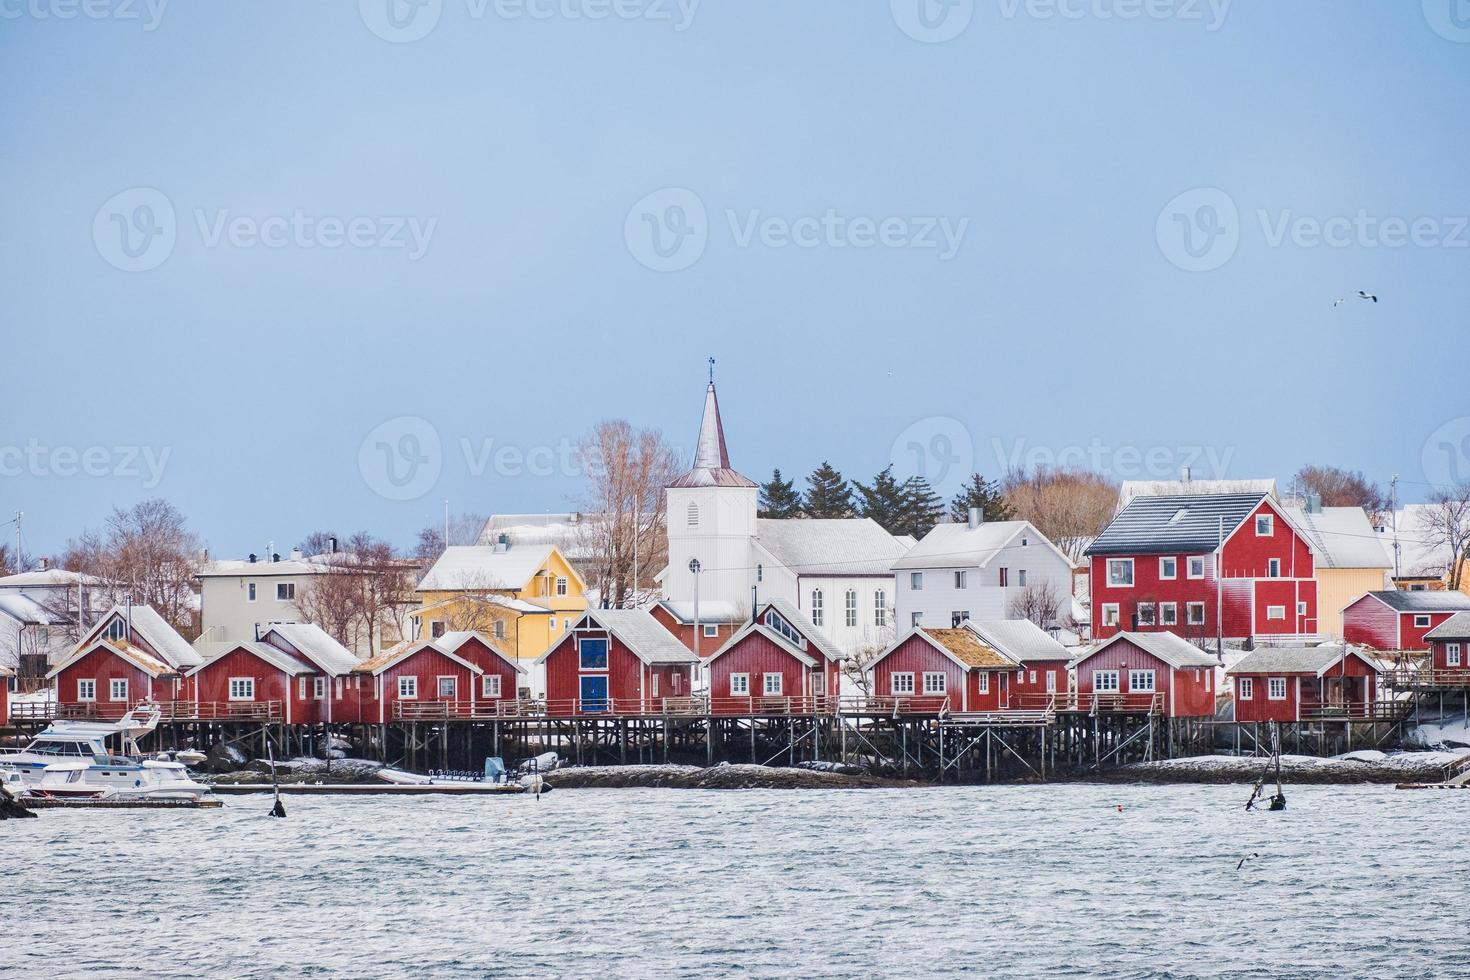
854, 466, 909, 534
758, 468, 804, 518
949, 473, 1014, 524
900, 475, 944, 539
804, 461, 855, 518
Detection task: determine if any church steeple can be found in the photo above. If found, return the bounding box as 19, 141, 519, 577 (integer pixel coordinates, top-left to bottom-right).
669, 368, 756, 489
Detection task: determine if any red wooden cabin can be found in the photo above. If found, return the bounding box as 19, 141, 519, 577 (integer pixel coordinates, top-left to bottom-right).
1070, 631, 1218, 716
968, 619, 1073, 709
702, 599, 842, 714
187, 641, 314, 723
651, 600, 745, 655
48, 604, 201, 718
870, 627, 1019, 714
536, 609, 698, 716
1228, 645, 1382, 723
351, 639, 484, 723
434, 631, 525, 709
1424, 613, 1470, 685
1086, 493, 1319, 642
260, 624, 365, 724
1342, 591, 1470, 651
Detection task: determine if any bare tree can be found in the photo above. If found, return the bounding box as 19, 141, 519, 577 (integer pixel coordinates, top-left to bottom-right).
1002, 467, 1116, 565
1288, 465, 1389, 522
578, 420, 681, 608
1008, 581, 1062, 628
60, 499, 201, 637
0, 544, 13, 577
294, 563, 367, 651
412, 512, 488, 562
1417, 481, 1470, 591
293, 533, 417, 655
842, 640, 887, 698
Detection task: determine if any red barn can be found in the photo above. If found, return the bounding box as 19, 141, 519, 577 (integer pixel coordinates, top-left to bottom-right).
968, 619, 1073, 708
1342, 591, 1470, 651
870, 627, 1019, 714
351, 639, 484, 724
650, 600, 745, 655
434, 631, 524, 709
1424, 612, 1470, 684
47, 604, 201, 717
1228, 645, 1382, 723
536, 609, 698, 715
186, 641, 314, 723
1086, 493, 1319, 643
1070, 631, 1218, 717
702, 599, 842, 714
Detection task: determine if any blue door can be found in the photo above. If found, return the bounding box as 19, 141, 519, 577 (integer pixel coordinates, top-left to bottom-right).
580, 676, 609, 713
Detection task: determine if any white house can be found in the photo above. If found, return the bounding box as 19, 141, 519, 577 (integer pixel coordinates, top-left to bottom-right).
891, 509, 1075, 630
0, 568, 104, 686
195, 551, 341, 655
659, 379, 912, 656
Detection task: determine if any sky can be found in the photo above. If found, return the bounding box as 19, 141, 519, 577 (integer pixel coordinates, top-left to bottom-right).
2, 0, 1468, 561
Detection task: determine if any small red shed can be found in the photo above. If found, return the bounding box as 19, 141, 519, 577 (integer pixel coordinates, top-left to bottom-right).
351, 639, 484, 724
47, 639, 182, 719
1424, 613, 1470, 685
260, 624, 365, 724
434, 631, 525, 709
1070, 631, 1218, 717
870, 627, 1019, 714
1227, 645, 1382, 723
536, 609, 698, 715
702, 599, 842, 714
187, 641, 315, 723
1342, 591, 1470, 651
968, 619, 1073, 709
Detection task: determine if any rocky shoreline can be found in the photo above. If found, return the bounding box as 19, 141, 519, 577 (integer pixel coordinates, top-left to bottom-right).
542, 762, 921, 790
1093, 750, 1470, 786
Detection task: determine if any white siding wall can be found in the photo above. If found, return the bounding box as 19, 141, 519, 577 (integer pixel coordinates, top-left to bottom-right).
664, 485, 758, 611
797, 575, 897, 657
198, 574, 311, 647
895, 536, 1073, 629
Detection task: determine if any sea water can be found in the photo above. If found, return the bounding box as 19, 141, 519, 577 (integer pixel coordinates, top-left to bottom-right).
6, 784, 1468, 978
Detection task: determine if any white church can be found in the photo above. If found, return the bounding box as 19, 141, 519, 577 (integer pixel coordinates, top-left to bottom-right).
658, 379, 912, 656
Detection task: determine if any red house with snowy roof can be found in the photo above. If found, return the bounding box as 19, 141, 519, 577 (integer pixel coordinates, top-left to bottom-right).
701, 599, 842, 714
1085, 492, 1319, 643
48, 604, 203, 719
186, 623, 363, 724
1069, 631, 1218, 717
1424, 613, 1470, 685
349, 637, 493, 724
1227, 645, 1382, 723
536, 609, 698, 715
1341, 590, 1470, 652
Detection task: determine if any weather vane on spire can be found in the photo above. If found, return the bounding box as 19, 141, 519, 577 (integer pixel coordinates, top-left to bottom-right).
708, 356, 715, 385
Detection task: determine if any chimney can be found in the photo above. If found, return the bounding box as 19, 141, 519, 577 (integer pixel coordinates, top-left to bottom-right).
1307, 493, 1322, 514
494, 533, 510, 553
248, 553, 257, 564
39, 556, 48, 571
1180, 465, 1191, 483
290, 547, 303, 561
328, 536, 338, 554
272, 553, 281, 563
967, 507, 983, 530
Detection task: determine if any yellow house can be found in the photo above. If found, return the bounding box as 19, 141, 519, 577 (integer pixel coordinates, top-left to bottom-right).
1285, 504, 1392, 637
410, 544, 588, 664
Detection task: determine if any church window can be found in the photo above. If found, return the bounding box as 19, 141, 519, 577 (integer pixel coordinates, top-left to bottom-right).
811, 589, 824, 626
844, 590, 857, 627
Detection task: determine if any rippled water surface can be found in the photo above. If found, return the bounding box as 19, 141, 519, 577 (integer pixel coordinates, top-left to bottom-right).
7, 783, 1469, 978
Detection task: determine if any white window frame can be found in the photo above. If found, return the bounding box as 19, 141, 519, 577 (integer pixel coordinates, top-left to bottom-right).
1267, 677, 1287, 701
730, 673, 750, 696
702, 624, 719, 638
1267, 558, 1281, 578
844, 589, 858, 627
954, 570, 967, 589
891, 672, 915, 696
874, 590, 887, 627
1018, 570, 1027, 587
247, 582, 257, 603
651, 674, 659, 698
1187, 602, 1206, 626
910, 612, 922, 628
77, 678, 96, 702
1102, 603, 1120, 628
1447, 643, 1462, 667
1159, 557, 1177, 580
1187, 556, 1206, 580
1160, 602, 1178, 626
1414, 614, 1432, 629
298, 676, 307, 700
1256, 514, 1273, 536
313, 676, 326, 699
276, 582, 296, 601
1094, 670, 1120, 694
1106, 559, 1134, 588
109, 678, 128, 702
1128, 669, 1155, 693
763, 672, 783, 696
921, 672, 947, 695
1137, 602, 1157, 627
398, 676, 418, 700
436, 676, 456, 699
1237, 677, 1254, 700
977, 672, 990, 694
910, 572, 923, 590
228, 677, 255, 702
810, 589, 824, 627
555, 577, 568, 596
1045, 671, 1056, 693
1297, 601, 1308, 616
483, 674, 502, 698
1266, 605, 1286, 621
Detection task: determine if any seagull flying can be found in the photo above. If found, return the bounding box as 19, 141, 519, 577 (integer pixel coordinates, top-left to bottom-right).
1358, 291, 1378, 303
1236, 852, 1260, 871
1333, 298, 1345, 307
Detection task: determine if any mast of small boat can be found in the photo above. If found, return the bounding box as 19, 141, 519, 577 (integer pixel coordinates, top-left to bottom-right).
266, 741, 286, 818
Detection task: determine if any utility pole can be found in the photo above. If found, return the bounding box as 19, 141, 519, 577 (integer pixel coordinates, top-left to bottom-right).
1390, 474, 1401, 580
1216, 515, 1224, 659
631, 504, 640, 610
14, 511, 22, 571
689, 558, 702, 661
444, 499, 450, 550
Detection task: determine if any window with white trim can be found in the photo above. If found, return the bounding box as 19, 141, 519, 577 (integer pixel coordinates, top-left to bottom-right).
228, 677, 255, 701
921, 672, 946, 695
703, 624, 718, 638
1160, 602, 1178, 626
1266, 605, 1286, 621
77, 678, 96, 702
110, 678, 128, 702
1256, 514, 1273, 536
1237, 677, 1254, 700
1267, 558, 1281, 578
891, 672, 915, 695
313, 676, 326, 700
1159, 557, 1177, 580
1137, 602, 1157, 627
1106, 559, 1134, 587
651, 674, 659, 698
910, 572, 923, 590
978, 672, 990, 694
812, 673, 826, 695
1028, 670, 1037, 684
910, 612, 922, 628
998, 567, 1009, 587
483, 674, 502, 698
874, 590, 887, 627
844, 590, 858, 627
1187, 602, 1206, 625
811, 589, 824, 627
1188, 556, 1206, 579
298, 677, 307, 700
954, 570, 967, 589
730, 673, 749, 696
555, 577, 568, 596
951, 611, 970, 628
1045, 671, 1056, 693
437, 676, 456, 699
1128, 669, 1155, 692
398, 676, 418, 699
1445, 643, 1462, 667
1267, 677, 1287, 701
247, 582, 257, 603
763, 672, 783, 696
430, 621, 446, 639
276, 582, 296, 601
1019, 570, 1027, 587
1414, 614, 1432, 628
1094, 670, 1120, 694
1102, 604, 1120, 627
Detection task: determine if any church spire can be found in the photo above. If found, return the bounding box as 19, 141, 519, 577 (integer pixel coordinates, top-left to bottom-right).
669, 366, 756, 489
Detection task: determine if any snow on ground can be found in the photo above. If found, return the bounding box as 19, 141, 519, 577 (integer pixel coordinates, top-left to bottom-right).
1111, 750, 1470, 784
1405, 713, 1470, 750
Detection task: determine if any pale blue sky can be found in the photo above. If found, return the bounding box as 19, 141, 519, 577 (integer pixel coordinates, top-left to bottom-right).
2, 0, 1467, 559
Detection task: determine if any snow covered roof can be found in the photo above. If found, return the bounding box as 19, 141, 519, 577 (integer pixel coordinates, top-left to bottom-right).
1361, 590, 1470, 613
969, 619, 1072, 663
413, 594, 552, 617
1075, 631, 1217, 669
188, 641, 314, 678
0, 593, 72, 626
76, 604, 202, 669
754, 518, 910, 576
668, 382, 757, 489
475, 512, 603, 560
1426, 613, 1470, 641
703, 621, 819, 669
763, 598, 843, 663
1086, 493, 1269, 557
539, 609, 697, 666
354, 640, 484, 676
1227, 645, 1372, 677
416, 544, 560, 592
1118, 478, 1277, 509
1281, 506, 1390, 570
655, 599, 749, 625
263, 623, 361, 675
47, 638, 175, 679
435, 630, 525, 673
891, 520, 1072, 571
196, 558, 341, 578
0, 568, 104, 588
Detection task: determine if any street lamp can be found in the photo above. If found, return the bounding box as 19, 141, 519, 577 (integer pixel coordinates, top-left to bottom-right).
688, 558, 702, 661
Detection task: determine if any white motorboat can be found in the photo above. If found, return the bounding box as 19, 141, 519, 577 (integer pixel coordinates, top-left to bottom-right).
0, 707, 212, 802
26, 761, 119, 801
